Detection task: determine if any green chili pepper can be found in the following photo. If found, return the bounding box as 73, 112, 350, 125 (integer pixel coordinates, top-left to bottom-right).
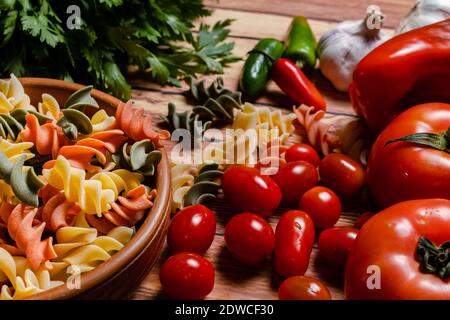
239, 38, 284, 97
284, 16, 317, 69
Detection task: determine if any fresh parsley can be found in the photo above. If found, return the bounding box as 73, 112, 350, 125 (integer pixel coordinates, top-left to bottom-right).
0, 0, 239, 99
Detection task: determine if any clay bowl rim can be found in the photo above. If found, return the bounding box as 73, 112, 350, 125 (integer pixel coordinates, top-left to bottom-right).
17, 77, 171, 300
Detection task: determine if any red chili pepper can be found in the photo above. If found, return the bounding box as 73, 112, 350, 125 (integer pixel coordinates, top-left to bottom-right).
272, 58, 326, 111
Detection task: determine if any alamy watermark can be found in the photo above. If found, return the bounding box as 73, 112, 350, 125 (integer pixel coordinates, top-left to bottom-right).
66, 5, 81, 30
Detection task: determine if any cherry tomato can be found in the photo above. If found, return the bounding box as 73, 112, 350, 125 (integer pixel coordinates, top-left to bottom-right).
318, 227, 358, 268
275, 210, 315, 277
353, 211, 375, 229
299, 186, 341, 229
273, 161, 318, 204
159, 252, 215, 300
279, 276, 331, 300
167, 204, 216, 254
224, 213, 275, 264
285, 144, 320, 167
222, 165, 281, 217
318, 154, 366, 196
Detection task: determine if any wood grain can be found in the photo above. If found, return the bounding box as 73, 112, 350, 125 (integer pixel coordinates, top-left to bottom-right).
128, 0, 413, 300
204, 0, 414, 28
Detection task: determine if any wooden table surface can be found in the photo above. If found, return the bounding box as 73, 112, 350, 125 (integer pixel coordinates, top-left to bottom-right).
128, 0, 415, 300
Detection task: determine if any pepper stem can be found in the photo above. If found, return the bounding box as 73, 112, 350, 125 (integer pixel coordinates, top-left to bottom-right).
384, 126, 450, 153
416, 237, 450, 280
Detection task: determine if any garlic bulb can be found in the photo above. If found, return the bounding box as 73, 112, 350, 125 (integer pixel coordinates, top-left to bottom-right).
396, 0, 450, 34
317, 6, 389, 92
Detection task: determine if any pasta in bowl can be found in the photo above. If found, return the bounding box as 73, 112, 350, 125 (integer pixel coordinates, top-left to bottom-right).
0, 76, 171, 299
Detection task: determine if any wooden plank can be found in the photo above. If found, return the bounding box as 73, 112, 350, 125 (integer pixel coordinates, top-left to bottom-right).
204, 0, 415, 28
197, 8, 338, 40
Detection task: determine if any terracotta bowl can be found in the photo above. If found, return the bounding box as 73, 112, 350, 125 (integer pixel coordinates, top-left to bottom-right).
18, 78, 171, 299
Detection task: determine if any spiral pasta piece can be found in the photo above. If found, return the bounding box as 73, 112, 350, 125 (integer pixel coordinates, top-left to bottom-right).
91, 109, 116, 133
21, 114, 67, 157
38, 93, 61, 119
46, 129, 127, 173
7, 204, 57, 270
233, 103, 296, 144
86, 185, 156, 234
0, 148, 45, 207
43, 156, 116, 215
294, 105, 370, 165
116, 100, 170, 146
112, 139, 161, 176
171, 164, 198, 212
201, 103, 294, 167
0, 74, 34, 113
42, 193, 81, 232
53, 226, 132, 274
0, 248, 63, 300
293, 105, 339, 155
0, 139, 35, 204
89, 169, 144, 200
0, 139, 34, 163
333, 118, 371, 166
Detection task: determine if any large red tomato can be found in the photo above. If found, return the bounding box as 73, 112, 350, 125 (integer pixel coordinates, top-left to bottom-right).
222, 165, 281, 217
345, 199, 450, 300
368, 103, 450, 208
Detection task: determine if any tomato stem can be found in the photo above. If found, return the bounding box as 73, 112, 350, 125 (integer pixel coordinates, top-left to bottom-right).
385, 126, 450, 153
416, 236, 450, 280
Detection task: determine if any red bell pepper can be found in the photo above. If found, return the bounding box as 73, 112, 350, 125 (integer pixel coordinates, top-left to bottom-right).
350, 19, 450, 133
272, 58, 326, 111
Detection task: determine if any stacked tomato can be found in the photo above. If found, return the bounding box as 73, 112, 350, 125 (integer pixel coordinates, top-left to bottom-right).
159, 204, 217, 300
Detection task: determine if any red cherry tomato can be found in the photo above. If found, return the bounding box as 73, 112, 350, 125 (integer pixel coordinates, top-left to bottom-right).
159, 252, 215, 300
318, 227, 358, 268
285, 144, 321, 167
224, 213, 275, 264
273, 161, 318, 204
318, 154, 366, 196
353, 211, 375, 229
167, 204, 216, 254
222, 165, 281, 217
275, 210, 315, 277
279, 276, 332, 300
299, 186, 341, 229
